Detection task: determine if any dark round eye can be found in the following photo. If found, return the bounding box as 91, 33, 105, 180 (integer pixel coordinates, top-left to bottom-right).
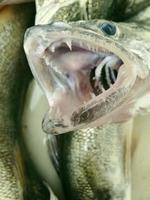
100, 22, 116, 36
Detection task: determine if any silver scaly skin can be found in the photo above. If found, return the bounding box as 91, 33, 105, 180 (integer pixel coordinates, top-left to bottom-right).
55, 122, 132, 200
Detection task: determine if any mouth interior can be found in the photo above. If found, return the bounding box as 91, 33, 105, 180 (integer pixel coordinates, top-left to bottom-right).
45, 39, 123, 98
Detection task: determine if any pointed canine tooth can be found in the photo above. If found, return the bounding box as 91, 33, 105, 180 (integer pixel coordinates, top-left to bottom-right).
96, 47, 98, 52
79, 41, 83, 47
87, 44, 91, 50
50, 40, 63, 52
102, 87, 106, 92
50, 61, 54, 67
50, 45, 55, 53
90, 92, 96, 98
64, 39, 72, 51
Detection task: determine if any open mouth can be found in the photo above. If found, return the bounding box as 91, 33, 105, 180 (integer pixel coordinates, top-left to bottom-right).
44, 38, 124, 98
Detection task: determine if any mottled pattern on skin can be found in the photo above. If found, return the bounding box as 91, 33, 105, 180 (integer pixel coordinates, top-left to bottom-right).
25, 19, 150, 135
35, 0, 126, 24
0, 4, 49, 200
35, 0, 150, 24
123, 0, 150, 20
56, 124, 131, 200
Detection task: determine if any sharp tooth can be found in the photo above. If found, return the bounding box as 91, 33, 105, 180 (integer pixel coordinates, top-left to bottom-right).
64, 39, 72, 51
102, 87, 106, 92
79, 41, 83, 47
87, 44, 91, 50
50, 61, 58, 71
50, 61, 57, 70
50, 45, 55, 53
50, 61, 54, 68
91, 92, 96, 98
95, 47, 98, 52
50, 40, 62, 52
45, 57, 50, 66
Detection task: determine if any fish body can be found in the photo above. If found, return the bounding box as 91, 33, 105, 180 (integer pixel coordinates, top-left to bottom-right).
35, 0, 120, 24
24, 17, 150, 199
35, 0, 150, 24
56, 122, 132, 200
0, 3, 50, 200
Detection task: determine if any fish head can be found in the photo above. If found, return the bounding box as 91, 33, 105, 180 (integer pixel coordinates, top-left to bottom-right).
24, 20, 150, 134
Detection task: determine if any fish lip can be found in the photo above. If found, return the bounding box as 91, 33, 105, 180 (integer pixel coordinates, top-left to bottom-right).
24, 24, 139, 134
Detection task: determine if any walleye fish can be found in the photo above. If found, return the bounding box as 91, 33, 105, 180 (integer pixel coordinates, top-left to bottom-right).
0, 3, 50, 200
24, 18, 150, 199
0, 0, 131, 198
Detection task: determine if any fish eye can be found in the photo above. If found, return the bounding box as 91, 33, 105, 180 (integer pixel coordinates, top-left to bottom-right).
99, 22, 116, 36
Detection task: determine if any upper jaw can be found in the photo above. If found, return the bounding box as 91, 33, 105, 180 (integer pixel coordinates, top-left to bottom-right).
24, 24, 136, 95
24, 23, 139, 134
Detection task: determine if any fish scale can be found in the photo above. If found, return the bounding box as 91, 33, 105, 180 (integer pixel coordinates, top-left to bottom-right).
56, 124, 130, 200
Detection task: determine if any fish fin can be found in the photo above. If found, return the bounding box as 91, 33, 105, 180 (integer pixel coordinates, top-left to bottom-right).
13, 142, 26, 197
43, 181, 59, 200
46, 135, 60, 176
